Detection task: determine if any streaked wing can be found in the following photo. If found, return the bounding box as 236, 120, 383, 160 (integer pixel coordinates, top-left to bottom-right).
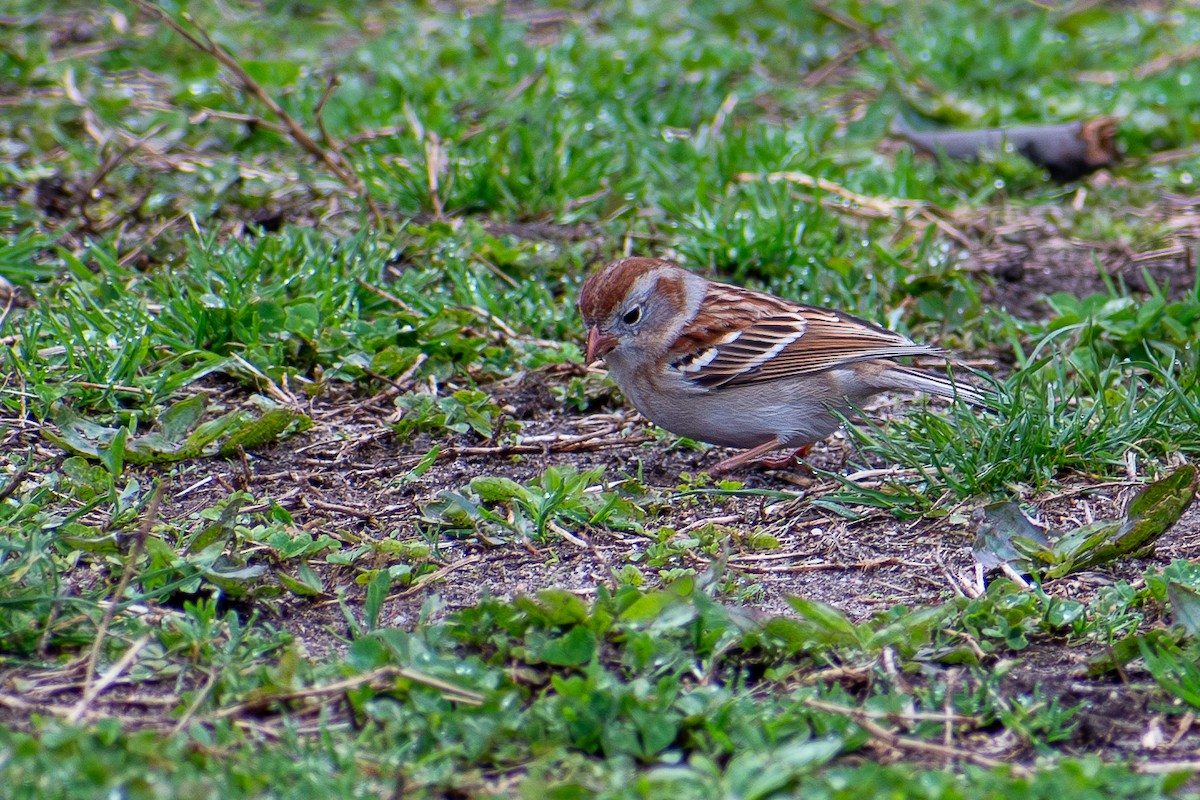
669, 285, 942, 389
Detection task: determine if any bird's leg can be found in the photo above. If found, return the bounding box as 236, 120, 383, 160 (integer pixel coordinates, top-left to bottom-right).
710, 438, 789, 475
710, 441, 813, 475
754, 444, 812, 470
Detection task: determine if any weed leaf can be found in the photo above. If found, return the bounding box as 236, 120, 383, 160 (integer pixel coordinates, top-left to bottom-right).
1167, 581, 1200, 638
972, 465, 1197, 578
539, 626, 597, 666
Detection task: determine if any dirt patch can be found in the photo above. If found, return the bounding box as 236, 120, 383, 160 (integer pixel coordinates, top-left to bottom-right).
114, 370, 1197, 658
973, 195, 1199, 321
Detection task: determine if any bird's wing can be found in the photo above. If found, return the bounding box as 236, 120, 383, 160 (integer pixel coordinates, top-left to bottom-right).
668, 286, 941, 389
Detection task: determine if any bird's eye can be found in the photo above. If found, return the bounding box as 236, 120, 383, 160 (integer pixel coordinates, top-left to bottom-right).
622, 306, 641, 325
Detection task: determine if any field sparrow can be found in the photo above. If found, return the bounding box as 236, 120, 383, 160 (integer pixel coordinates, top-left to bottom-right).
578, 257, 986, 474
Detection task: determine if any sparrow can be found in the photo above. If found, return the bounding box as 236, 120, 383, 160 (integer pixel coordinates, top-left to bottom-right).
578, 257, 986, 474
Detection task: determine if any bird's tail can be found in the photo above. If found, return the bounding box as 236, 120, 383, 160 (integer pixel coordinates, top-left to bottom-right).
884, 366, 991, 407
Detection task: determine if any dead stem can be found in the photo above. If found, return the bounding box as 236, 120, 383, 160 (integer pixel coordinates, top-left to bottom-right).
127, 0, 383, 223
736, 169, 923, 218
801, 697, 1032, 777
76, 486, 162, 707
207, 665, 485, 720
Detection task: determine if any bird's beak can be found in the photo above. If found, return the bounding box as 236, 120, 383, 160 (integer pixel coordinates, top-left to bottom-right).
585, 326, 617, 364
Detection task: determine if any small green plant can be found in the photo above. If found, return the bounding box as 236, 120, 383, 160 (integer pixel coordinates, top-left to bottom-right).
423, 466, 644, 542
392, 389, 515, 440
1139, 637, 1200, 711
972, 464, 1198, 578
44, 394, 313, 468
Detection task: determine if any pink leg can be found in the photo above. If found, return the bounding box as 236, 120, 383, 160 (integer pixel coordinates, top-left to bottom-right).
753, 444, 812, 470
710, 439, 813, 476
705, 441, 811, 472
709, 438, 784, 475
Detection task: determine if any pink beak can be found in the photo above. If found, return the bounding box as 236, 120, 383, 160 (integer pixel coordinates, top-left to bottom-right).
585, 326, 617, 364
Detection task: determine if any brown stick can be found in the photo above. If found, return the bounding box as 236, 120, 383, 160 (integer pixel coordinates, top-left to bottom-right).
67, 633, 153, 723
0, 462, 31, 503
892, 117, 1120, 181
736, 170, 921, 217
80, 485, 162, 689
802, 37, 869, 88
727, 556, 907, 574
76, 124, 163, 232
127, 0, 383, 222
207, 665, 484, 718
390, 555, 485, 599
802, 697, 1032, 777
313, 74, 340, 149
0, 289, 16, 338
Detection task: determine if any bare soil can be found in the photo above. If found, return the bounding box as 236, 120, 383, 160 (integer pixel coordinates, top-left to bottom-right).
100, 362, 1199, 762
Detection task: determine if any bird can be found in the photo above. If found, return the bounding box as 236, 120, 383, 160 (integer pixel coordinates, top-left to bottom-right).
577, 257, 986, 474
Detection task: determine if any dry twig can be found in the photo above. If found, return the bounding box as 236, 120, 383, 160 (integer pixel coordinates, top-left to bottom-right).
80, 486, 161, 685
208, 665, 484, 720
67, 633, 153, 723
0, 461, 32, 503
802, 37, 869, 88
76, 123, 165, 232
736, 170, 922, 218
727, 556, 907, 574
389, 555, 485, 600
802, 697, 1031, 777
128, 0, 382, 222
1133, 759, 1200, 775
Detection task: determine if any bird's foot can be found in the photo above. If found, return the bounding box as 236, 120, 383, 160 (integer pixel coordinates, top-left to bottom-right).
753, 444, 813, 471
710, 442, 811, 476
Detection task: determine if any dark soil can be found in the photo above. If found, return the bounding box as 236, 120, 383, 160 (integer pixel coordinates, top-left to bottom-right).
975, 195, 1198, 321
68, 365, 1190, 763
121, 363, 1199, 671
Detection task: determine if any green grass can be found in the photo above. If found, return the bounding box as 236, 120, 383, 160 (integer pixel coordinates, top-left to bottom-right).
2, 574, 1198, 798
3, 0, 1200, 796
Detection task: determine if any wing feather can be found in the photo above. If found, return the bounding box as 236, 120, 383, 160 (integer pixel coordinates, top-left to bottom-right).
668, 284, 942, 389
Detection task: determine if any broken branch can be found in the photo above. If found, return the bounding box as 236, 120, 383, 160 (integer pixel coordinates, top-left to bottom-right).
128, 0, 383, 222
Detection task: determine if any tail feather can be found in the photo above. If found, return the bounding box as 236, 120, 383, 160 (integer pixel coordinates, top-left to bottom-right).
885, 366, 990, 407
